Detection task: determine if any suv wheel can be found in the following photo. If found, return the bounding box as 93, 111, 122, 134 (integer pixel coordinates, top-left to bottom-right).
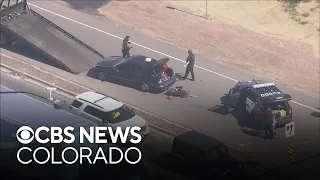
97, 72, 106, 81
140, 83, 149, 92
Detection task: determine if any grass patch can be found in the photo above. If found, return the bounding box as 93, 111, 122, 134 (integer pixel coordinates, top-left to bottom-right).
301, 12, 310, 17
299, 20, 309, 25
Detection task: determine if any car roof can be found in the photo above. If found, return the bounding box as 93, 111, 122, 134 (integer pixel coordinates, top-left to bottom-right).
235, 80, 289, 102
235, 79, 266, 88
0, 86, 96, 131
75, 92, 124, 112
96, 56, 123, 67
122, 55, 159, 68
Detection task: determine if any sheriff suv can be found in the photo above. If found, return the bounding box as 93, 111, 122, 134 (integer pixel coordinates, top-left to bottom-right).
69, 91, 149, 141
228, 80, 293, 127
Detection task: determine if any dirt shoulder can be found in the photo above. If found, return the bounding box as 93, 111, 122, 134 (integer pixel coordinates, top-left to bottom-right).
169, 0, 320, 59
61, 0, 320, 94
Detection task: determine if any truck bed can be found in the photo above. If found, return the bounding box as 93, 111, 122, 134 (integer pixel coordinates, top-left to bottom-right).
1, 5, 104, 74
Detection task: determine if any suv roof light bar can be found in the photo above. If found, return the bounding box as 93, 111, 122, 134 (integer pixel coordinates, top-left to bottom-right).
252, 83, 276, 88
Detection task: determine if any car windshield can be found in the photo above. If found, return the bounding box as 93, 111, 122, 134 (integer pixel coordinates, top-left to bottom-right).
105, 105, 135, 124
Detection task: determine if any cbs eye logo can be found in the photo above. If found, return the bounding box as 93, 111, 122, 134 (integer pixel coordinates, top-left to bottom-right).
16, 126, 34, 144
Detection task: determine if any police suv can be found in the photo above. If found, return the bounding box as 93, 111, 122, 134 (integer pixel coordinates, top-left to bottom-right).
228, 80, 293, 126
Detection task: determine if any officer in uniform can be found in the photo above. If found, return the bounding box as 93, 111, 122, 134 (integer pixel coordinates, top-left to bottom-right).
264, 106, 276, 139
183, 50, 196, 81
122, 36, 132, 58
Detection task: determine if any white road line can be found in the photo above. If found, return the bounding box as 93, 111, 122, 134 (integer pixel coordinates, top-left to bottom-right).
28, 3, 320, 112
291, 101, 319, 112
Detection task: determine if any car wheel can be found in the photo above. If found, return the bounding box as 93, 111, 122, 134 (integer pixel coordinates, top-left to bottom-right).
97, 71, 107, 81
140, 83, 149, 92
0, 33, 7, 45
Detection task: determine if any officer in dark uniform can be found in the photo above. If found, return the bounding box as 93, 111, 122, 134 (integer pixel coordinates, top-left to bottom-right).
183, 50, 196, 81
264, 105, 276, 139
122, 36, 132, 58
23, 0, 27, 10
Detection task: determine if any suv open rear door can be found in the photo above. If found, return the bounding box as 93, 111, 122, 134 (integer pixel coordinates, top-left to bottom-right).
154, 58, 169, 67
228, 88, 240, 108
266, 94, 292, 104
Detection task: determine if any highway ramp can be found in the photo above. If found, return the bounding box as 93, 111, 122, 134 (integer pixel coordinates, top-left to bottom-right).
1, 6, 103, 74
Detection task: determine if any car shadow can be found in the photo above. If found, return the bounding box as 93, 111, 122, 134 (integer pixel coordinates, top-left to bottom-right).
166, 6, 207, 19
86, 68, 97, 78
2, 45, 74, 74
209, 94, 269, 139
149, 153, 223, 179
311, 112, 320, 117
311, 108, 320, 118
207, 104, 230, 116
241, 128, 267, 139
150, 152, 258, 179
86, 70, 168, 95
61, 0, 111, 15
207, 94, 230, 115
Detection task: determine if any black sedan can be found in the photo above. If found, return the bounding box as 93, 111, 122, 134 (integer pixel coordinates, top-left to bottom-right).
92, 55, 177, 92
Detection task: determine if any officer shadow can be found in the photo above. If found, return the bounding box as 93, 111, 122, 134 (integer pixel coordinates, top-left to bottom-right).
175, 73, 191, 81
240, 129, 267, 139
207, 95, 230, 115
311, 108, 320, 117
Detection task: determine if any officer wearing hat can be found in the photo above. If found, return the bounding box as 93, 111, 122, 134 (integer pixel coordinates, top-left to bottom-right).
183, 50, 196, 81
122, 36, 132, 58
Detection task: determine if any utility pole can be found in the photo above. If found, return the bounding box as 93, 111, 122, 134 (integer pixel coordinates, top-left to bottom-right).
206, 0, 208, 19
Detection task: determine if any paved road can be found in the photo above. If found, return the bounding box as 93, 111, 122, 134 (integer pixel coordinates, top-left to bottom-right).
0, 71, 174, 161
4, 70, 292, 180
0, 71, 195, 180
13, 0, 320, 169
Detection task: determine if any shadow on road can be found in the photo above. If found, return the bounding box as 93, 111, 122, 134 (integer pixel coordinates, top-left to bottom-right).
208, 104, 230, 116
149, 130, 264, 180
2, 45, 49, 65
241, 128, 267, 140
311, 108, 320, 117
311, 112, 320, 117
61, 0, 111, 15
209, 94, 282, 140
166, 6, 207, 19
1, 44, 72, 73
